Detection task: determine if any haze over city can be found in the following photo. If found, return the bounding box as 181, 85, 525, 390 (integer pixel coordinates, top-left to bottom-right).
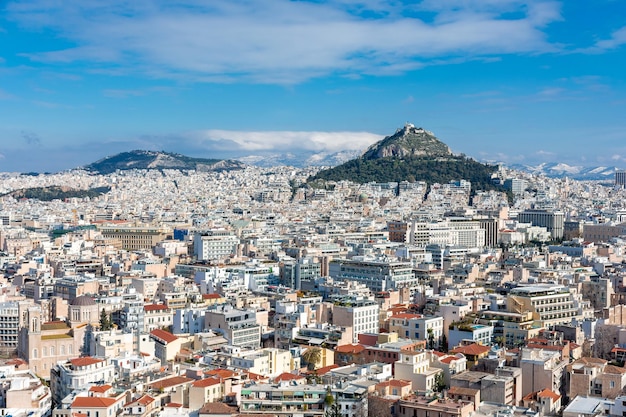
1, 0, 626, 172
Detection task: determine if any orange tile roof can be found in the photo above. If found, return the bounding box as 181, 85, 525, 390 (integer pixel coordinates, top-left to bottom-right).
192, 377, 221, 388
203, 293, 223, 299
70, 357, 104, 367
450, 343, 490, 356
150, 329, 178, 344
274, 373, 305, 382
313, 364, 339, 375
537, 388, 561, 402
72, 396, 118, 408
149, 376, 193, 390
440, 356, 460, 364
89, 384, 112, 393
335, 343, 365, 354
144, 304, 169, 312
377, 379, 411, 388
204, 369, 237, 379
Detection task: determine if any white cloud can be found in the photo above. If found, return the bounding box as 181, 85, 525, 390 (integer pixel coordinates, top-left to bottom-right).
191, 129, 382, 153
7, 0, 562, 84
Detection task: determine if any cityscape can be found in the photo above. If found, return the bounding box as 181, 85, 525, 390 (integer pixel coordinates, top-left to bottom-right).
1, 122, 626, 417
3, 1, 626, 417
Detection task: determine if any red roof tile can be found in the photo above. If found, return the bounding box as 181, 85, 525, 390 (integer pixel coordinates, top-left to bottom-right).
72, 396, 118, 408
150, 329, 178, 344
335, 344, 365, 354
192, 377, 221, 388
70, 357, 104, 367
89, 385, 112, 393
274, 373, 305, 382
450, 343, 490, 356
537, 388, 561, 402
144, 304, 168, 312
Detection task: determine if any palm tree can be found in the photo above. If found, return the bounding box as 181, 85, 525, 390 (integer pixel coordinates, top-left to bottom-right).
302, 347, 322, 371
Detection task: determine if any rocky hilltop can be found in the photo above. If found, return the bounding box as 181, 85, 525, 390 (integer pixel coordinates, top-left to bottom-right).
307, 123, 502, 193
83, 150, 245, 174
362, 123, 451, 160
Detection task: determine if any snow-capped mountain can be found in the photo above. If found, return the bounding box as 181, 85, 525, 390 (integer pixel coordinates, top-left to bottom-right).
238, 149, 362, 167
508, 162, 622, 180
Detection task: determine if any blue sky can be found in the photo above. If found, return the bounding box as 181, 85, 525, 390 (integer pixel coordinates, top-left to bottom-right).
1, 0, 626, 172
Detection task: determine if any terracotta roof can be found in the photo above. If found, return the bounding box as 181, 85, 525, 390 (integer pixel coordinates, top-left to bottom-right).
70, 357, 104, 367
203, 293, 223, 299
144, 304, 169, 312
204, 369, 236, 379
448, 386, 479, 396
192, 377, 221, 388
313, 364, 339, 375
605, 365, 626, 374
335, 343, 365, 354
165, 403, 183, 408
150, 329, 178, 344
431, 351, 447, 357
450, 343, 490, 356
150, 376, 193, 390
440, 356, 460, 364
126, 395, 156, 407
537, 388, 561, 402
376, 379, 411, 388
274, 373, 305, 382
72, 396, 118, 408
89, 384, 112, 393
199, 402, 237, 414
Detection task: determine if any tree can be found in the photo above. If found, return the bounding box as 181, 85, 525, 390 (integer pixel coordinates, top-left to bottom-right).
325, 391, 342, 417
439, 334, 448, 353
427, 328, 435, 350
434, 371, 446, 392
100, 308, 112, 331
302, 347, 322, 371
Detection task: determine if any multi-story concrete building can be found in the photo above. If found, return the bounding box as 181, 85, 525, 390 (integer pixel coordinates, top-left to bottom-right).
448, 324, 494, 350
193, 230, 239, 261
205, 306, 261, 348
388, 313, 444, 345
0, 301, 20, 357
508, 284, 583, 327
329, 257, 415, 291
97, 224, 171, 251
239, 382, 328, 416
282, 257, 321, 290
50, 356, 115, 407
395, 351, 442, 392
333, 297, 379, 343
517, 209, 565, 239
520, 347, 566, 398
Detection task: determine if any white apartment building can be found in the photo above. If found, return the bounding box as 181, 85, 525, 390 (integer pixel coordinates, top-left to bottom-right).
193, 230, 240, 261
333, 297, 380, 343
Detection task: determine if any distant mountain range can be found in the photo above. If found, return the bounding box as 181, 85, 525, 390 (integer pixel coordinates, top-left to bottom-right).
507, 162, 623, 180
83, 150, 245, 174
307, 123, 503, 192
237, 149, 362, 168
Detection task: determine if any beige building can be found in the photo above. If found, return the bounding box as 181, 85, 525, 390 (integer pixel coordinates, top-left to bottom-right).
18, 296, 96, 379
568, 357, 626, 399
520, 348, 566, 398
230, 348, 295, 377
397, 395, 475, 417
97, 224, 171, 251
394, 351, 442, 392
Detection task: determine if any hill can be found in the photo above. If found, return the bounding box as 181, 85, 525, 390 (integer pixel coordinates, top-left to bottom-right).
2, 186, 111, 201
308, 124, 501, 192
84, 150, 245, 174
